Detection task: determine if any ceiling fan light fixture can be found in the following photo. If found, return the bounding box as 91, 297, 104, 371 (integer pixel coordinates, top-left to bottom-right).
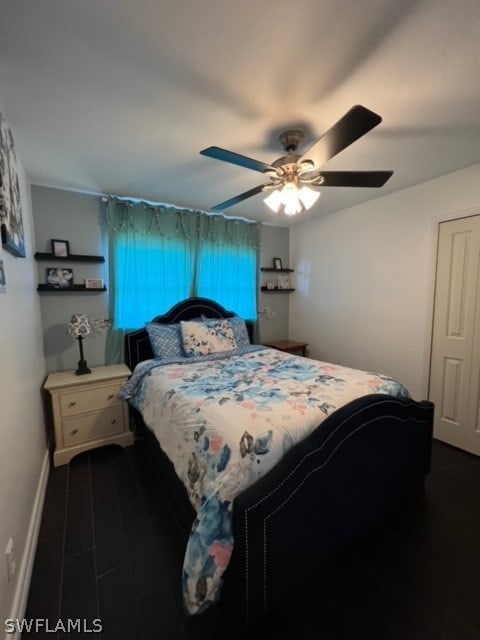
263, 189, 283, 213
263, 183, 320, 216
202, 106, 392, 214
298, 185, 320, 209
282, 183, 303, 216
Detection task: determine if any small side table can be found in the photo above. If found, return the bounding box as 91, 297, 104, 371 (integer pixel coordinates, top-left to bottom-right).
263, 340, 308, 357
44, 364, 133, 467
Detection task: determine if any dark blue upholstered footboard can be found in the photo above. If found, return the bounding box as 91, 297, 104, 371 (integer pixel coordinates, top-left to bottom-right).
222, 393, 433, 627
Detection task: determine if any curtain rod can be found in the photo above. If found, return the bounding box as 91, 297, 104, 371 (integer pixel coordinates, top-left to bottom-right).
104, 194, 260, 226
32, 183, 260, 225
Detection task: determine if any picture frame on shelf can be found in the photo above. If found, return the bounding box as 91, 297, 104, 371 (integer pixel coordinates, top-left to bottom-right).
85, 278, 104, 289
51, 238, 70, 258
273, 257, 283, 270
46, 267, 73, 289
276, 275, 290, 289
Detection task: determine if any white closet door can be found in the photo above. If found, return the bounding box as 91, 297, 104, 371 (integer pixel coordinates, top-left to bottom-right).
429, 215, 480, 455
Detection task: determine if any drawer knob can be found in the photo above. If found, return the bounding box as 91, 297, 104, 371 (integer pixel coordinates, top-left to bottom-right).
71, 428, 79, 435
111, 419, 117, 424
69, 401, 77, 407
107, 394, 115, 399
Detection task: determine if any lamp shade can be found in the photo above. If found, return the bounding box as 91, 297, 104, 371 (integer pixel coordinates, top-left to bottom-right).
67, 314, 92, 338
298, 186, 320, 209
263, 184, 320, 216
263, 189, 283, 214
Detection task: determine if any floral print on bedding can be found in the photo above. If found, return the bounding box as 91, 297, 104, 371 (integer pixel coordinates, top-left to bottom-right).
181, 319, 237, 356
121, 347, 409, 615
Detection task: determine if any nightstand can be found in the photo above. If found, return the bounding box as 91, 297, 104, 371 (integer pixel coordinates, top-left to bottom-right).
44, 364, 133, 467
263, 340, 308, 356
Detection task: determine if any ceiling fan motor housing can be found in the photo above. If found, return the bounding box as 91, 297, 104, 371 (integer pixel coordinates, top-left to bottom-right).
269, 155, 303, 185
269, 154, 318, 186
278, 129, 304, 153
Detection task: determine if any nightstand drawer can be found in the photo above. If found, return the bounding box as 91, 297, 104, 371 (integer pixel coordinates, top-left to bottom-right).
45, 364, 133, 467
62, 407, 124, 446
60, 382, 123, 417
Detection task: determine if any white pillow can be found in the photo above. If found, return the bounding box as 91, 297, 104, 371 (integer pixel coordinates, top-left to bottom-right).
181, 319, 237, 356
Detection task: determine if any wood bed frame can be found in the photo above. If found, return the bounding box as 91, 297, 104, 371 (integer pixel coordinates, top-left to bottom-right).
124, 297, 434, 629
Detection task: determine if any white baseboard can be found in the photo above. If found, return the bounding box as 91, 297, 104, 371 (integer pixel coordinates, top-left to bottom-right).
4, 448, 50, 640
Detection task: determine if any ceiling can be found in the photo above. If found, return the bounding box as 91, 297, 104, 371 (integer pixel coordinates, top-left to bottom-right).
1, 0, 479, 227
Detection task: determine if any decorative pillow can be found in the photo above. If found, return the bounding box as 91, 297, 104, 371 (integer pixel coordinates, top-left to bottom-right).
198, 315, 251, 348
181, 319, 237, 356
228, 316, 251, 348
146, 323, 184, 359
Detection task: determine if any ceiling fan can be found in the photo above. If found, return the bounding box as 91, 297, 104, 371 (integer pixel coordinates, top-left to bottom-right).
200, 105, 393, 216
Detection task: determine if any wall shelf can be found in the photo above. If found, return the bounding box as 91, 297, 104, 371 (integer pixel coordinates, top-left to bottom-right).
34, 252, 105, 263
262, 265, 295, 292
37, 285, 107, 292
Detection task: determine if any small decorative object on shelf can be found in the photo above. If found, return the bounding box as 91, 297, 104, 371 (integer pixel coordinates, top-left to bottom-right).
277, 275, 290, 289
67, 314, 112, 375
46, 267, 73, 289
273, 257, 283, 270
51, 239, 70, 258
85, 278, 104, 289
266, 280, 275, 290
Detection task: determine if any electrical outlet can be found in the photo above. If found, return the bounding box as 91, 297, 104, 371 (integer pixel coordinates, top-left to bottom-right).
5, 538, 16, 582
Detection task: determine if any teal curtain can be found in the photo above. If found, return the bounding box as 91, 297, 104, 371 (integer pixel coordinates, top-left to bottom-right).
196, 215, 258, 319
105, 197, 260, 363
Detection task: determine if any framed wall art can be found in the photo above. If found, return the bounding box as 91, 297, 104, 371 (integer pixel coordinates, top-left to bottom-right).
46, 267, 74, 289
0, 259, 6, 293
0, 114, 26, 258
276, 275, 291, 289
85, 278, 104, 289
51, 239, 70, 257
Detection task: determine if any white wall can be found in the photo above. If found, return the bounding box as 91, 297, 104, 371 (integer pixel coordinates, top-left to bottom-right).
290, 164, 480, 400
0, 112, 48, 626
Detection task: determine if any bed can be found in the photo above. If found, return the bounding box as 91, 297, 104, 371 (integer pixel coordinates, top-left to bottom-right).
123, 297, 434, 629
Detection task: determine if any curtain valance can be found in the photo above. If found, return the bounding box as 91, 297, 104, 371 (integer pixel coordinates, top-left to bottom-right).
105, 196, 260, 248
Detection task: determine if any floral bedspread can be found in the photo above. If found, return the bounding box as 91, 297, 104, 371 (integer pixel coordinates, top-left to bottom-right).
121, 346, 409, 614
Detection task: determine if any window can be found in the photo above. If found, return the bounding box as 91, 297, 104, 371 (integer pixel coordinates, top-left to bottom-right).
197, 242, 257, 320
112, 235, 193, 330
105, 199, 260, 362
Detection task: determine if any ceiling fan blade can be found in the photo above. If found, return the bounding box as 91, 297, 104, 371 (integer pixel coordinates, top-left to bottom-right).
210, 184, 268, 211
300, 105, 383, 169
200, 146, 275, 174
318, 171, 393, 187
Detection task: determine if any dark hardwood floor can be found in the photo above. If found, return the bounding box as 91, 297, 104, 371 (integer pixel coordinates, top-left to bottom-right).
24, 438, 480, 639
